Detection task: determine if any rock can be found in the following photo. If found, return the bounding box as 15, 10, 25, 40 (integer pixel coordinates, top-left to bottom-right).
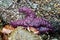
52, 38, 58, 40
0, 0, 13, 8
8, 26, 42, 40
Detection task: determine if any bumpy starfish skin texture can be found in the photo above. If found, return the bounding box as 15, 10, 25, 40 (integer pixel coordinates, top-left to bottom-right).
10, 6, 54, 33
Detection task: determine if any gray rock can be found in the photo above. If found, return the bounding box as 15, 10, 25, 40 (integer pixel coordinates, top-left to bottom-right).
0, 0, 13, 8
8, 27, 42, 40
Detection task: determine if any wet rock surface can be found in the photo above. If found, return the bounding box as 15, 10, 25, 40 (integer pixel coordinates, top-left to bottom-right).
0, 0, 60, 40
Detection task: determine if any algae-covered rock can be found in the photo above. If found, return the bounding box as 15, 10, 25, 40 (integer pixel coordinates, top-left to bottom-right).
8, 26, 42, 40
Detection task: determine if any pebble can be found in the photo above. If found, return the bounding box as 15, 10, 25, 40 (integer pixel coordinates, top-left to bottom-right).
52, 38, 58, 40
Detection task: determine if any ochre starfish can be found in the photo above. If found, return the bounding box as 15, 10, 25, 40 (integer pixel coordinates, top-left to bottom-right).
10, 6, 54, 33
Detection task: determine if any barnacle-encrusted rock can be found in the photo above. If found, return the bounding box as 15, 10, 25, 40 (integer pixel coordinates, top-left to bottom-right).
8, 26, 42, 40
0, 0, 13, 8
